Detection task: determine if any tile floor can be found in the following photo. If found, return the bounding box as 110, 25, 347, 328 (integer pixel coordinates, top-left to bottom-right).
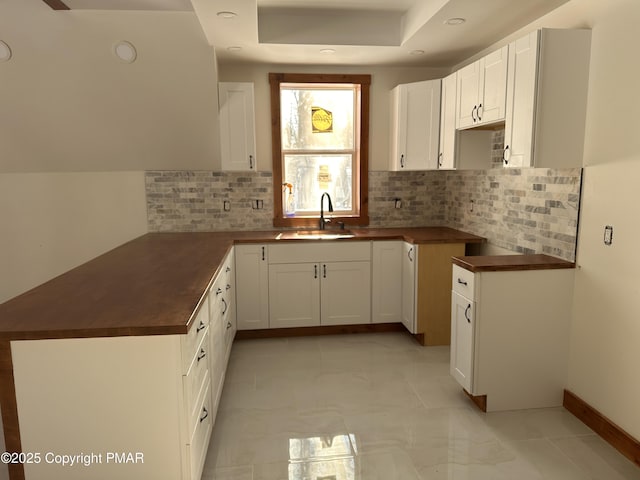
202, 332, 640, 480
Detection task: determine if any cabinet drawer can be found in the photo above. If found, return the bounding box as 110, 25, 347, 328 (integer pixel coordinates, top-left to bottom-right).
186, 379, 213, 480
184, 328, 210, 435
268, 241, 370, 264
181, 297, 210, 374
452, 264, 475, 300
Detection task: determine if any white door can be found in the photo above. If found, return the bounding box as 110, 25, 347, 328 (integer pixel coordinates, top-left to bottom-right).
504, 31, 539, 168
450, 291, 475, 392
219, 82, 256, 171
320, 261, 371, 326
371, 241, 402, 323
234, 245, 269, 330
478, 45, 509, 125
438, 72, 458, 169
269, 263, 320, 328
401, 243, 416, 333
456, 60, 481, 129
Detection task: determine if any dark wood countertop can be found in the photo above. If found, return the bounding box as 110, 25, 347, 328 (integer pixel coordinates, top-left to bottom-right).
452, 254, 576, 272
0, 227, 485, 341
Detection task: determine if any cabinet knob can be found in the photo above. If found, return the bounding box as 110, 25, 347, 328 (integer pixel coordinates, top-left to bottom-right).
196, 320, 206, 332
464, 304, 472, 323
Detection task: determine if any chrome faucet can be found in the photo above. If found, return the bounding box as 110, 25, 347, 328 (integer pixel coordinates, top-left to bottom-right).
319, 192, 333, 230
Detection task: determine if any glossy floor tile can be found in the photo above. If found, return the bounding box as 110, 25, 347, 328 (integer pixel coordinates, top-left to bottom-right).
202, 332, 640, 480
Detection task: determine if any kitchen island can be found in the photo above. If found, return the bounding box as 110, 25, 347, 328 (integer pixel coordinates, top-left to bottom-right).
0, 226, 484, 480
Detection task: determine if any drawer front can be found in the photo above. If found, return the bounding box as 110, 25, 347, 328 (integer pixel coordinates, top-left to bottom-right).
181, 296, 210, 374
452, 264, 475, 300
268, 241, 370, 264
184, 328, 210, 434
187, 380, 213, 480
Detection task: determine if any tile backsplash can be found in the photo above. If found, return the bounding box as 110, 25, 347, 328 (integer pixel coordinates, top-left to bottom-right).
146, 167, 581, 261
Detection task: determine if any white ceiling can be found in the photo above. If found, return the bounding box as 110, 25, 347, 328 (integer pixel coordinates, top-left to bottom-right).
60, 0, 571, 67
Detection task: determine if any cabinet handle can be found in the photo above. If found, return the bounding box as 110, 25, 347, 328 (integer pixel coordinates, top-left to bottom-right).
438, 152, 443, 168
477, 103, 483, 121
261, 246, 265, 261
472, 105, 477, 122
221, 298, 228, 315
226, 283, 231, 291
314, 265, 318, 279
225, 266, 231, 273
407, 247, 413, 262
464, 304, 472, 324
503, 145, 510, 165
249, 155, 254, 169
197, 348, 206, 362
226, 321, 232, 330
457, 278, 468, 286
216, 287, 223, 296
196, 320, 206, 333
400, 154, 405, 168
200, 407, 209, 423
323, 264, 327, 278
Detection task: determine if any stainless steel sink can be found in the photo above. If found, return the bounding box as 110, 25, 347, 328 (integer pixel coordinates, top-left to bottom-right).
276, 230, 355, 240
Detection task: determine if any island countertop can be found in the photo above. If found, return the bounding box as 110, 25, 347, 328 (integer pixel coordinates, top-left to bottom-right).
452, 254, 575, 272
0, 227, 484, 341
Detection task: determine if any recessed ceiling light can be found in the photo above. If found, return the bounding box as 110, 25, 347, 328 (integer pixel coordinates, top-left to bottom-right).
227, 46, 242, 52
410, 50, 425, 56
444, 17, 466, 26
217, 11, 237, 19
319, 48, 335, 55
113, 41, 137, 63
0, 40, 11, 62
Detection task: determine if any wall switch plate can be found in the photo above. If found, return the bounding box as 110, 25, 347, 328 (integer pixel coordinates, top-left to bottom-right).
604, 225, 613, 245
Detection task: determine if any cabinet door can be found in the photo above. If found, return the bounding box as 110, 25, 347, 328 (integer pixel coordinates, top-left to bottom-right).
478, 45, 509, 125
401, 243, 417, 333
269, 263, 321, 328
504, 31, 539, 168
390, 80, 441, 170
438, 72, 458, 169
371, 241, 402, 324
456, 60, 481, 129
320, 261, 371, 326
219, 82, 256, 171
450, 291, 475, 392
235, 245, 269, 330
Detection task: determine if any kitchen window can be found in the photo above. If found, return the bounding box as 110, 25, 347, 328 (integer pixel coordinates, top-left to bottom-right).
269, 73, 370, 227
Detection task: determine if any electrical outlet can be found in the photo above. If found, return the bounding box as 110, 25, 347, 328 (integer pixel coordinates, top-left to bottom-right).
223, 200, 230, 211
394, 198, 402, 209
604, 225, 613, 245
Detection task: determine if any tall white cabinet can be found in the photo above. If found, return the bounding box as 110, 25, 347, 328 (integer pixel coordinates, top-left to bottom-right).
438, 72, 458, 169
218, 82, 257, 171
390, 79, 441, 170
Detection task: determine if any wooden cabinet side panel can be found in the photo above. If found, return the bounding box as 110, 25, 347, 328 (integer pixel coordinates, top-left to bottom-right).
416, 243, 465, 345
12, 336, 184, 480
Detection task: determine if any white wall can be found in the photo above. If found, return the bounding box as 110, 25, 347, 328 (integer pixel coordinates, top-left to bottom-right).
0, 0, 222, 303
218, 63, 449, 171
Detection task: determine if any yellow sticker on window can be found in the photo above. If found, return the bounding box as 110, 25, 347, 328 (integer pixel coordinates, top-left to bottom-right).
318, 165, 331, 190
311, 106, 333, 133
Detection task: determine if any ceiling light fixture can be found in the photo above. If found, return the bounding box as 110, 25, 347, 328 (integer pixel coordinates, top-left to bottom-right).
0, 41, 12, 62
217, 11, 237, 19
410, 50, 425, 56
319, 48, 336, 55
113, 41, 137, 63
444, 17, 466, 26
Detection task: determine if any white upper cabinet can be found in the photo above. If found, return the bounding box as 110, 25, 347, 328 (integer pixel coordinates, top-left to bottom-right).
438, 71, 458, 169
456, 46, 508, 129
219, 82, 257, 171
503, 29, 591, 168
390, 79, 441, 171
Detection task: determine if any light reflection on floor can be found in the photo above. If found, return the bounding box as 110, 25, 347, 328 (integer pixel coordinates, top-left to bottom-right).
202, 332, 640, 480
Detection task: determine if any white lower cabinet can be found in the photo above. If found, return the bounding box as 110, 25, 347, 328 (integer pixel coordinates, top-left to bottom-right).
235, 244, 269, 330
268, 242, 371, 327
450, 263, 574, 411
